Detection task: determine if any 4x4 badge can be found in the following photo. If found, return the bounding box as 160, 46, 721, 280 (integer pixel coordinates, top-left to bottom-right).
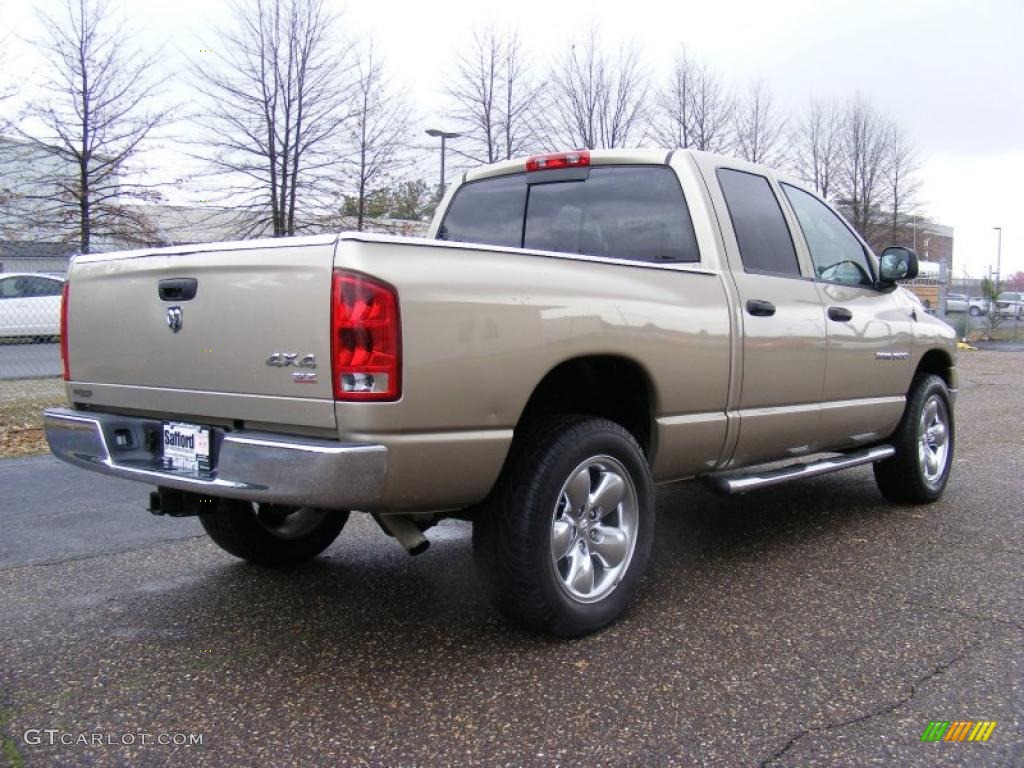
266, 352, 317, 368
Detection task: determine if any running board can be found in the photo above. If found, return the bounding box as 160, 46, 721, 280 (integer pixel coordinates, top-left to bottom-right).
706, 445, 895, 495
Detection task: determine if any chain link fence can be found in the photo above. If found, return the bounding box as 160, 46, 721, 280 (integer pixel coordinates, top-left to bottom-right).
0, 250, 70, 456
1, 242, 69, 382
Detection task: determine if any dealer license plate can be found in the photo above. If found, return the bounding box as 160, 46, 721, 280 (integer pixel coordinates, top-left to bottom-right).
162, 422, 211, 475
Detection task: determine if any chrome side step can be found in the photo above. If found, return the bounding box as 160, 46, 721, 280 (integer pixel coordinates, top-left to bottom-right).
707, 445, 895, 495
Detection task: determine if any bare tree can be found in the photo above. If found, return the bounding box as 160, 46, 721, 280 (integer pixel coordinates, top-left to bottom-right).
884, 124, 919, 240
445, 28, 498, 164
192, 0, 352, 237
0, 40, 19, 236
732, 79, 785, 165
499, 32, 536, 160
7, 0, 170, 252
833, 95, 892, 249
653, 48, 732, 152
687, 60, 734, 153
653, 50, 694, 150
541, 29, 649, 150
343, 45, 412, 231
0, 15, 19, 107
790, 98, 842, 199
445, 27, 537, 165
0, 49, 16, 106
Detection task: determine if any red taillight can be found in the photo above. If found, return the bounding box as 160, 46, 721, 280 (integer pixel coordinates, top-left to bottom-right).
331, 270, 400, 401
60, 280, 70, 381
526, 150, 591, 172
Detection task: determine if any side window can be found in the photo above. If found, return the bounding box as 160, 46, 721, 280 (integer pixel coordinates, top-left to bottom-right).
782, 183, 874, 287
438, 174, 526, 248
24, 277, 63, 297
717, 168, 801, 276
524, 166, 700, 263
0, 277, 28, 299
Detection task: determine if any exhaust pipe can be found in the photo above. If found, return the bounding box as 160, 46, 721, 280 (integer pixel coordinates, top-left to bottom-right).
373, 514, 430, 556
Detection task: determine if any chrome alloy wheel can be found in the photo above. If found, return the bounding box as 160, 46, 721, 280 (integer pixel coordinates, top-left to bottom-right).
918, 394, 950, 487
549, 456, 639, 604
254, 505, 329, 539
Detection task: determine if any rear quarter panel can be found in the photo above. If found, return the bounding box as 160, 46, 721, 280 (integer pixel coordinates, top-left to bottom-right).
332, 237, 733, 510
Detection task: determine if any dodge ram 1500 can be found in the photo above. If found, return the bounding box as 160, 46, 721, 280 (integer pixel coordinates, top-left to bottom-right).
45, 149, 957, 636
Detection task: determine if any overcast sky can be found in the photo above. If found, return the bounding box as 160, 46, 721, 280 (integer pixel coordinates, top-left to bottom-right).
4, 0, 1022, 278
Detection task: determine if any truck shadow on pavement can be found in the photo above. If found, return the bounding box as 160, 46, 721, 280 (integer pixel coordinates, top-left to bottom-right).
133, 468, 914, 651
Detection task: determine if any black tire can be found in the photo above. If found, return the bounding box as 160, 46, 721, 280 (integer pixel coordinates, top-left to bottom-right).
473, 416, 655, 637
969, 306, 981, 316
200, 500, 349, 566
874, 374, 954, 504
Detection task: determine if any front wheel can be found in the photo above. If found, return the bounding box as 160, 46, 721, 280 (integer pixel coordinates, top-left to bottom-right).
473, 416, 655, 637
969, 306, 981, 316
874, 374, 954, 503
200, 500, 349, 565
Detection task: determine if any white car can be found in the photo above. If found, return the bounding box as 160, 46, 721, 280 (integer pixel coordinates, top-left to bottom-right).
995, 291, 1024, 319
945, 293, 969, 313
0, 272, 65, 338
968, 296, 989, 316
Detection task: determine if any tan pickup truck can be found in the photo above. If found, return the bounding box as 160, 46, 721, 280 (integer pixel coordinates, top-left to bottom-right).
45, 149, 957, 636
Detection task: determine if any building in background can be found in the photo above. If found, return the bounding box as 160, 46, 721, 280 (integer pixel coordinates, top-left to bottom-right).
0, 135, 122, 272
1, 135, 428, 274
891, 216, 955, 311
912, 222, 954, 280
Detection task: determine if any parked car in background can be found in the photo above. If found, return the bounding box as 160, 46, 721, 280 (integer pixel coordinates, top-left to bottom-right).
968, 297, 989, 316
945, 293, 969, 313
0, 273, 65, 339
994, 291, 1024, 319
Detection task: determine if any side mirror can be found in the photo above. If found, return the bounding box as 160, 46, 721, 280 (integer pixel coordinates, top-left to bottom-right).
878, 246, 919, 285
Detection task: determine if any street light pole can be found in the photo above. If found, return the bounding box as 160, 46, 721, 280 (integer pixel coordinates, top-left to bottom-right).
993, 226, 1002, 289
425, 128, 462, 195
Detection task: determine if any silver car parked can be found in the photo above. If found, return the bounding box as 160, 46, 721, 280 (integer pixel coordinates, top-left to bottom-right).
995, 292, 1024, 319
945, 293, 969, 313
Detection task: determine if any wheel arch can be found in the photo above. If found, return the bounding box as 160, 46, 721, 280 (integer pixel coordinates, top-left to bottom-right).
914, 348, 955, 390
515, 355, 658, 459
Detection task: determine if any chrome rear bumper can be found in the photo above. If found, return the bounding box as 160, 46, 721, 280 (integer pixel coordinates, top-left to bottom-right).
43, 407, 387, 509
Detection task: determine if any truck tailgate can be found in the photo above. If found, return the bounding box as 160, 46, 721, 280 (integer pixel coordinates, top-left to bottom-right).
66, 237, 338, 427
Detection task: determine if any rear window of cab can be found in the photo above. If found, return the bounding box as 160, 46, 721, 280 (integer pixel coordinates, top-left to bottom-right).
438, 165, 700, 263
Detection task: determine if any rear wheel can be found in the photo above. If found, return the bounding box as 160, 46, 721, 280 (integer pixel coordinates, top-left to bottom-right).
874, 374, 954, 503
473, 416, 654, 637
200, 501, 348, 565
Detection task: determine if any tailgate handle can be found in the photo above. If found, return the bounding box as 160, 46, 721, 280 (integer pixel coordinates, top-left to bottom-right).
158, 278, 198, 302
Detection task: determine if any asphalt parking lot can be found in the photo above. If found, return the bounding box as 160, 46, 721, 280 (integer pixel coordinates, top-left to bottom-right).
0, 341, 61, 381
1, 350, 1021, 767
